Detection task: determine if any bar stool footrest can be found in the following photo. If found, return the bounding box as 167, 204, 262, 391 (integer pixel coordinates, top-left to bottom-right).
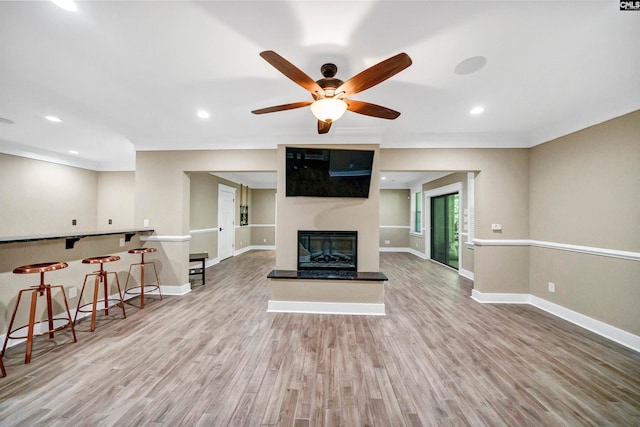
76, 300, 126, 314
124, 285, 161, 295
5, 318, 74, 340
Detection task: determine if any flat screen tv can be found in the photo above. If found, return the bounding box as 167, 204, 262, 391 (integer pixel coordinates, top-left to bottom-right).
286, 147, 374, 198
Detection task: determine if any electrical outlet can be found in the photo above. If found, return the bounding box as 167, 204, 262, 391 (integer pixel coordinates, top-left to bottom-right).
548, 282, 556, 293
263, 238, 267, 243
119, 238, 125, 247
72, 219, 77, 226
143, 219, 149, 227
108, 219, 112, 225
384, 240, 391, 245
491, 223, 502, 231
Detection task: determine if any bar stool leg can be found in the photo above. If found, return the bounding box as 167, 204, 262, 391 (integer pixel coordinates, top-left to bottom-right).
2, 291, 24, 358
140, 261, 146, 309
102, 268, 109, 316
110, 272, 127, 319
26, 290, 38, 364
91, 274, 100, 332
0, 356, 5, 377
59, 286, 77, 344
46, 286, 55, 339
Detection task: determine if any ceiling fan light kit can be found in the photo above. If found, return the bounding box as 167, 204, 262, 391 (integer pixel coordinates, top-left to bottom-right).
252, 50, 412, 134
310, 98, 348, 122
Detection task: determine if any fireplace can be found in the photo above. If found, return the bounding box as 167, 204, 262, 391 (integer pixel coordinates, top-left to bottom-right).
298, 230, 357, 272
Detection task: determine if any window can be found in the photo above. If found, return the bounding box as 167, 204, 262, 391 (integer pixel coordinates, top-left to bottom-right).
411, 190, 422, 234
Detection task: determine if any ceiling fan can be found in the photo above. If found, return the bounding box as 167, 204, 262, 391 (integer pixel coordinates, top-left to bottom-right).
251, 50, 412, 134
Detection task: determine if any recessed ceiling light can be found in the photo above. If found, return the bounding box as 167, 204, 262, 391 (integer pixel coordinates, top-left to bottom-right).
45, 115, 62, 123
470, 106, 485, 115
197, 110, 210, 119
68, 150, 79, 155
52, 0, 78, 12
381, 176, 387, 180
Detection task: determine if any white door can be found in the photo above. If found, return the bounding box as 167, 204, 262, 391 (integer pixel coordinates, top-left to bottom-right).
218, 185, 236, 261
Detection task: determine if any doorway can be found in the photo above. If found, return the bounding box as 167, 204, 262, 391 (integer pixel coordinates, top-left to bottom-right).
217, 184, 236, 261
430, 192, 459, 269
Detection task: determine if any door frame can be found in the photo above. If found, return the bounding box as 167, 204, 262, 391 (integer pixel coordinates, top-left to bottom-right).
217, 184, 236, 261
424, 182, 462, 265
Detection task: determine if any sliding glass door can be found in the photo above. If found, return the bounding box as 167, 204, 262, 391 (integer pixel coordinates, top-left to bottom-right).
431, 193, 459, 269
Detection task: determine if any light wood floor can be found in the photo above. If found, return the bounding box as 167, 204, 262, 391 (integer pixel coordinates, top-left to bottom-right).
1, 251, 639, 426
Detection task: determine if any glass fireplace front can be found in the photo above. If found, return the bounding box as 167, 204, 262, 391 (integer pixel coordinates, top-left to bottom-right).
298, 230, 357, 272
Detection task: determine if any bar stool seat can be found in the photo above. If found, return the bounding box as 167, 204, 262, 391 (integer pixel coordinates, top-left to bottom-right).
74, 255, 126, 332
2, 262, 77, 364
124, 248, 162, 309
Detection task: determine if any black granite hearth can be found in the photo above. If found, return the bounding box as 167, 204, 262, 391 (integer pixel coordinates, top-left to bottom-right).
267, 269, 387, 281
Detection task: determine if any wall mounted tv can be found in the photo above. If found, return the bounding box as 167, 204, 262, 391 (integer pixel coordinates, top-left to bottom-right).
286, 147, 375, 198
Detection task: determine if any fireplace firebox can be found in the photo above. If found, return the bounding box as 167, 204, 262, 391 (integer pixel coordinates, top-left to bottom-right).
298, 230, 357, 272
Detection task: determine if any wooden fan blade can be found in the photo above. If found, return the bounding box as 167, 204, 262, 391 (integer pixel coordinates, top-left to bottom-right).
336, 53, 412, 98
260, 51, 324, 96
251, 101, 312, 115
317, 120, 332, 134
346, 99, 401, 120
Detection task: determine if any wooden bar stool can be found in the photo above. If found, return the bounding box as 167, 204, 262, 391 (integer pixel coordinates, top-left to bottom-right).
0, 355, 5, 377
74, 255, 126, 332
124, 248, 162, 308
2, 262, 77, 364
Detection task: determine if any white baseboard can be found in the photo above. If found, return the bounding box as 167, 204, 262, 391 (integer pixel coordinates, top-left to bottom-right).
471, 289, 530, 304
471, 289, 640, 353
161, 283, 191, 296
267, 300, 385, 316
235, 245, 275, 256
380, 246, 410, 253
458, 268, 474, 281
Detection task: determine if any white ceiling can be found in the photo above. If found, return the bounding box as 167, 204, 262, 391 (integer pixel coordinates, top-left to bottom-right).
1, 1, 639, 181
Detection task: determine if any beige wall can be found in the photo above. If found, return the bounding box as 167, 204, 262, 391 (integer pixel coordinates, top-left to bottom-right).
529, 110, 640, 334
97, 172, 135, 230
0, 153, 99, 235
250, 189, 276, 247
379, 189, 410, 248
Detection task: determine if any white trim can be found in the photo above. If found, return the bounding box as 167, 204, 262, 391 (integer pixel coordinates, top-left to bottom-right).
235, 245, 276, 256
380, 225, 411, 229
141, 234, 192, 242
473, 238, 640, 261
267, 300, 385, 316
471, 289, 530, 304
466, 172, 475, 245
189, 228, 218, 234
471, 290, 640, 353
161, 283, 192, 296
218, 184, 236, 261
459, 268, 474, 281
380, 246, 411, 253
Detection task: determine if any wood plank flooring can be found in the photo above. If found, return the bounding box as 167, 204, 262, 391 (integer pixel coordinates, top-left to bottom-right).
0, 251, 639, 426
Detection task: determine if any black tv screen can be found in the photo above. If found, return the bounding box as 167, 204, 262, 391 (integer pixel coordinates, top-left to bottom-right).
286, 147, 374, 198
